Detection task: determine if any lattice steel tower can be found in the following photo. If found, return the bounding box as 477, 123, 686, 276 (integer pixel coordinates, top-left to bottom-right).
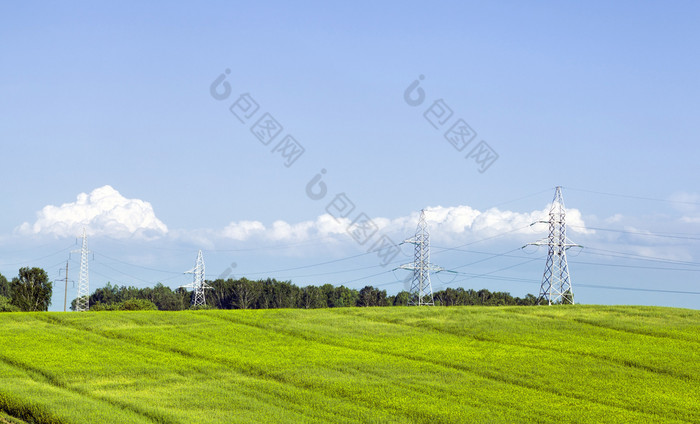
525, 187, 581, 305
75, 228, 91, 312
181, 250, 211, 307
399, 209, 443, 306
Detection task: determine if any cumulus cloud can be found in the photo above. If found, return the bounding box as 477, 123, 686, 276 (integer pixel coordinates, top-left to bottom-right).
220, 203, 592, 244
18, 185, 168, 238
222, 214, 351, 242
222, 220, 265, 240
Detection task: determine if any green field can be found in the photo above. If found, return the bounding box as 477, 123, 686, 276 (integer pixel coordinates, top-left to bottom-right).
0, 306, 698, 423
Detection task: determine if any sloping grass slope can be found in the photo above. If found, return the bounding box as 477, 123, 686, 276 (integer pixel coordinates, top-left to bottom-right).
0, 305, 697, 423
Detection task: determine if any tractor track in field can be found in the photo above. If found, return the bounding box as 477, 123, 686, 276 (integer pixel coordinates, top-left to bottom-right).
31, 314, 405, 424
0, 349, 176, 424
210, 312, 698, 424
344, 310, 699, 381
570, 317, 700, 344
200, 313, 549, 423
8, 315, 187, 424
504, 308, 700, 345
194, 314, 526, 421
0, 412, 26, 424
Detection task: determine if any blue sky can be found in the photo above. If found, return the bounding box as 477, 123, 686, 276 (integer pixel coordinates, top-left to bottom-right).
1, 1, 699, 310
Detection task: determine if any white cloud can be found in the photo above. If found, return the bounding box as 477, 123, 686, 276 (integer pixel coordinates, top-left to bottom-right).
18, 185, 168, 239
222, 220, 265, 240
220, 203, 592, 244
222, 214, 350, 242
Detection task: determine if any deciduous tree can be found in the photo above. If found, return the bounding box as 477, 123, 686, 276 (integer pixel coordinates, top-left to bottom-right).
10, 267, 52, 312
232, 278, 260, 309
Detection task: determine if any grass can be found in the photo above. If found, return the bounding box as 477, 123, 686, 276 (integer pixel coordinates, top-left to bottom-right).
0, 305, 698, 423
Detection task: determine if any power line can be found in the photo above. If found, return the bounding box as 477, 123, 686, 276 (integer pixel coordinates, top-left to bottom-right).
448, 248, 524, 270
420, 266, 700, 297
569, 260, 700, 273
88, 268, 153, 288
91, 250, 183, 275
569, 225, 700, 241
580, 247, 700, 267
92, 258, 156, 284
432, 225, 534, 254
343, 270, 393, 285
238, 239, 697, 296
280, 262, 398, 280
439, 258, 541, 288
575, 283, 700, 296
239, 251, 376, 276
564, 187, 700, 206
0, 244, 74, 267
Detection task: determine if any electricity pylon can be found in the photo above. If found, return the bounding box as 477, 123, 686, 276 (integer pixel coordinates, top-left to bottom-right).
524, 187, 582, 305
181, 250, 211, 307
398, 209, 443, 306
74, 228, 91, 312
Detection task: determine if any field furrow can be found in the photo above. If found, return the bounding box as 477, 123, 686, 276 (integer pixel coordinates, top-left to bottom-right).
34, 312, 403, 424
0, 306, 697, 423
207, 308, 697, 423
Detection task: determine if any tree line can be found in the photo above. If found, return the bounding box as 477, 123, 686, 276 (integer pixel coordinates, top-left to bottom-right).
81, 277, 538, 310
0, 268, 539, 312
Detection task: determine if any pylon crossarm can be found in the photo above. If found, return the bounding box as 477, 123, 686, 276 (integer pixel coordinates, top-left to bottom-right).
522, 240, 548, 249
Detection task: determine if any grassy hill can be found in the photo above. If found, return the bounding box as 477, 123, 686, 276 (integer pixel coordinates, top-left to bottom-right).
0, 305, 698, 423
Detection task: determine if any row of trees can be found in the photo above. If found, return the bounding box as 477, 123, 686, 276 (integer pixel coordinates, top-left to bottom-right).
0, 268, 539, 313
0, 268, 53, 312
434, 287, 538, 306
80, 278, 538, 311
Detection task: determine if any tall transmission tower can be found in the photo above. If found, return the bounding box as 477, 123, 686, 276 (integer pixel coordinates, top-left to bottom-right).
524, 187, 582, 305
181, 250, 211, 307
74, 228, 91, 312
398, 209, 443, 306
